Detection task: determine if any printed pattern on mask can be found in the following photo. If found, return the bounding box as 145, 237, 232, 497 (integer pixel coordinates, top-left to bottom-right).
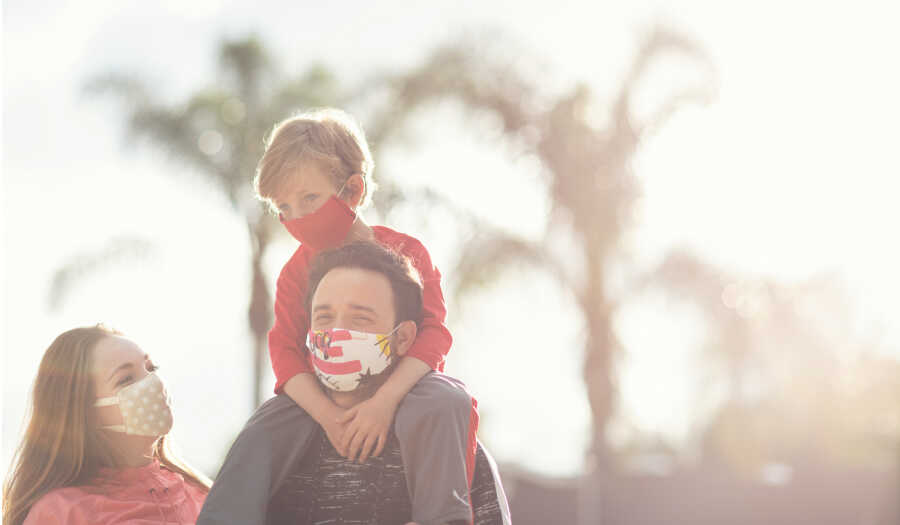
119, 377, 173, 436
306, 328, 395, 392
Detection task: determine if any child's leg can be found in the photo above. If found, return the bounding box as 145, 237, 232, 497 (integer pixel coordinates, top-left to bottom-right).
394, 372, 480, 525
197, 394, 319, 525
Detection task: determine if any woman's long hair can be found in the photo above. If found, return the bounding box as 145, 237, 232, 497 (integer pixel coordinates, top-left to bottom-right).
2, 325, 211, 525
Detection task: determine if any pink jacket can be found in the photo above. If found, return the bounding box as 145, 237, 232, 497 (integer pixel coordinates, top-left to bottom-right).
24, 460, 207, 524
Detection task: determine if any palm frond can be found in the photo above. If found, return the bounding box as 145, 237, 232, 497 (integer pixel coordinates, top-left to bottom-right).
48, 237, 155, 311
365, 39, 541, 150
451, 229, 571, 305
218, 36, 271, 104
616, 26, 715, 135
262, 66, 345, 124
639, 248, 729, 313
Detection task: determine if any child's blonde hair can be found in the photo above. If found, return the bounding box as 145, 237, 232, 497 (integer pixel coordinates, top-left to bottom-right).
254, 108, 376, 212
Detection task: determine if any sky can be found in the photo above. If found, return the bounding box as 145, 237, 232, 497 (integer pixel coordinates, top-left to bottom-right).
3, 0, 900, 479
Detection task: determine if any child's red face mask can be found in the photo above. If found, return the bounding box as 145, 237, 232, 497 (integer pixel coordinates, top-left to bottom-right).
280, 195, 356, 251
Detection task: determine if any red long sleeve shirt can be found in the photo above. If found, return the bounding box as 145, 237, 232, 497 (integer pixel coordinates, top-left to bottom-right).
269, 225, 452, 394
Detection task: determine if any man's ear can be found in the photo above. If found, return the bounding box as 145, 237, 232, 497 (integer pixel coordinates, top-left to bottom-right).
392, 320, 418, 357
341, 173, 366, 209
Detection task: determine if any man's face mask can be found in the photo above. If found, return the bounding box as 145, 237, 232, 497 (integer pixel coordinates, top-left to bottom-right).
306, 327, 399, 392
94, 372, 174, 437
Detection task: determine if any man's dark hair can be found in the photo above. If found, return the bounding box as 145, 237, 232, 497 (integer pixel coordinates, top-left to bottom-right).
306, 241, 424, 326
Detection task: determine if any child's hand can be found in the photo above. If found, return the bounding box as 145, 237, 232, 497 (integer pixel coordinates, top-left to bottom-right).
338, 395, 400, 463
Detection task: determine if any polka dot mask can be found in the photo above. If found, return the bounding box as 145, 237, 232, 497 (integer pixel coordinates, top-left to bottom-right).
94, 372, 174, 437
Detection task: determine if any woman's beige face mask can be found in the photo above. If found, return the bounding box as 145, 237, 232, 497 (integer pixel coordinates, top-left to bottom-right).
94, 372, 173, 437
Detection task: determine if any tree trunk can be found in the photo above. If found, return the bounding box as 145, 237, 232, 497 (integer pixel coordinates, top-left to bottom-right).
583, 314, 615, 469
582, 260, 615, 471
247, 221, 272, 409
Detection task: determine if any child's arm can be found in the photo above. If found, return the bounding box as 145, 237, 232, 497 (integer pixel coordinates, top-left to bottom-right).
341, 238, 452, 462
270, 253, 350, 454
339, 356, 431, 463
269, 254, 315, 393
396, 235, 454, 370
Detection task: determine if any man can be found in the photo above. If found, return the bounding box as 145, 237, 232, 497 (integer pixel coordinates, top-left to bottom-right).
270, 241, 510, 525
200, 242, 510, 525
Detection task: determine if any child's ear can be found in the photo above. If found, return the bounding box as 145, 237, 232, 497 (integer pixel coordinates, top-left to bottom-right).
343, 173, 366, 208
392, 321, 418, 357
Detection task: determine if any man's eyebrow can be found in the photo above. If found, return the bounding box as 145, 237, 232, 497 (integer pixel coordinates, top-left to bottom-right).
106, 362, 133, 382
312, 304, 333, 313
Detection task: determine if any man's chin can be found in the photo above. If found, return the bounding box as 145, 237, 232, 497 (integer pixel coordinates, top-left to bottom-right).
354, 364, 395, 397
326, 360, 397, 402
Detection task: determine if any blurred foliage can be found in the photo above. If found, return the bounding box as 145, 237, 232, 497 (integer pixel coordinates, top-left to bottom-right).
364, 27, 716, 467
647, 251, 900, 473
67, 36, 353, 408
53, 29, 899, 477
49, 237, 155, 311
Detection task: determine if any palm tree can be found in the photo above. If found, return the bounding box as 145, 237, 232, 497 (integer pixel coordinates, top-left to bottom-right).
55, 30, 717, 467
55, 37, 350, 408
369, 28, 717, 467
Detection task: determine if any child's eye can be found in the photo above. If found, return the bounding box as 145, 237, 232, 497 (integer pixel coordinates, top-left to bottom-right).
146, 362, 159, 372
304, 194, 318, 202
117, 375, 134, 387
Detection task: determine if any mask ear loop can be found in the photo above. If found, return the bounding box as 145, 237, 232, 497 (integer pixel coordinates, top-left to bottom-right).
335, 177, 361, 221
94, 396, 128, 432
374, 324, 401, 345
94, 397, 119, 407
374, 325, 403, 359
336, 178, 350, 200
276, 177, 355, 224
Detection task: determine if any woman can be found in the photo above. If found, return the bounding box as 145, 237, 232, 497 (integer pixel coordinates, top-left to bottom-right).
2, 324, 210, 524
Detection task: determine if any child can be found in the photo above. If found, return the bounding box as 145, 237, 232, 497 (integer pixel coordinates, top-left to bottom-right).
198, 109, 478, 525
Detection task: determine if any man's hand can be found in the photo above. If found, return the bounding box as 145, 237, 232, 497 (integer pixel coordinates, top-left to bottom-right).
338, 394, 400, 463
